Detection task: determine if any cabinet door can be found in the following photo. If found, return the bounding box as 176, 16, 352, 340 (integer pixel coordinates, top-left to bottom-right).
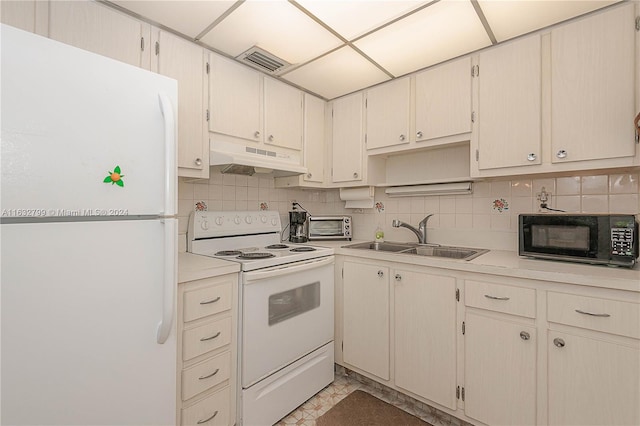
303, 94, 325, 183
342, 262, 389, 381
365, 78, 410, 150
477, 34, 541, 170
48, 1, 147, 68
548, 331, 640, 426
332, 93, 364, 183
465, 313, 536, 426
551, 3, 636, 163
154, 31, 207, 178
209, 54, 261, 143
264, 77, 303, 151
394, 270, 457, 409
415, 57, 471, 142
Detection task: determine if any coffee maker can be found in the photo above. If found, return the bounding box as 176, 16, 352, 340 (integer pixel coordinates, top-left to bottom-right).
289, 207, 308, 243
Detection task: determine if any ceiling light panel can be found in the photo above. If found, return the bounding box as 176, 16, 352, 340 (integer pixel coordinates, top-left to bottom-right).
282, 46, 390, 99
110, 0, 235, 39
478, 0, 621, 42
199, 0, 344, 65
296, 0, 429, 40
354, 0, 492, 77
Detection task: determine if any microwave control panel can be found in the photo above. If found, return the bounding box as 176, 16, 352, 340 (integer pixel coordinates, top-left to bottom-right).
611, 227, 635, 256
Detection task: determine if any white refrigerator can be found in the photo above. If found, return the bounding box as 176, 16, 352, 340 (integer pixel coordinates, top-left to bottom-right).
1, 25, 179, 425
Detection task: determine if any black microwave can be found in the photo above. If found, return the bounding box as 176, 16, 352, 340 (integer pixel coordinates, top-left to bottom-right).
519, 214, 639, 267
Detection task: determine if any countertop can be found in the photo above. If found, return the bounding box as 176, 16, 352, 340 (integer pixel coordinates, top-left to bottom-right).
178, 252, 240, 283
303, 240, 640, 293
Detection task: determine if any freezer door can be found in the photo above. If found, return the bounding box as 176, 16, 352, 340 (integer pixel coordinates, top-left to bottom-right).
1, 25, 177, 217
1, 219, 177, 425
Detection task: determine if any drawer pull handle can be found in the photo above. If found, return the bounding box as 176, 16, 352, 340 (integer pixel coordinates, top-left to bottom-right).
200, 331, 221, 342
200, 296, 221, 305
575, 309, 610, 318
197, 410, 219, 424
198, 368, 220, 380
484, 294, 510, 301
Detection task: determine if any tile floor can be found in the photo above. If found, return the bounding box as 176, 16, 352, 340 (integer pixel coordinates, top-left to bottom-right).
275, 367, 472, 426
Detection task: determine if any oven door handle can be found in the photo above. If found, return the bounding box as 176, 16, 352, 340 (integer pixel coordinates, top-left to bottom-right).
244, 256, 334, 283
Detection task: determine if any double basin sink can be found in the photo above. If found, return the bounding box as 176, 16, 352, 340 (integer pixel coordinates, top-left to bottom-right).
343, 241, 489, 261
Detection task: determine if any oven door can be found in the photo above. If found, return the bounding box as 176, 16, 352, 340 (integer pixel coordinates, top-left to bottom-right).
241, 256, 334, 388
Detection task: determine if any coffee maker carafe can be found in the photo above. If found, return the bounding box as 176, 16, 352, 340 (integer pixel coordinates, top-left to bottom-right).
289, 209, 308, 243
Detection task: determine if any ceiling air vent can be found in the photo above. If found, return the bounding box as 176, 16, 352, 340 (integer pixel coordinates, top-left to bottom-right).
237, 46, 290, 74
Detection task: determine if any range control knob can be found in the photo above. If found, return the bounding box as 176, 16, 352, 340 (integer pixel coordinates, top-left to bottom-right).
200, 220, 209, 230
234, 216, 241, 225
245, 216, 253, 224
260, 215, 268, 223
271, 218, 278, 226
215, 216, 224, 226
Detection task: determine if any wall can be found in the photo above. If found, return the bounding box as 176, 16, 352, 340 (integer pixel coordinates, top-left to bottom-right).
179, 171, 640, 251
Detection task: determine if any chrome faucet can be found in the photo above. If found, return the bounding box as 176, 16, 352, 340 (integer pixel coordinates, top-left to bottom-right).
392, 214, 434, 245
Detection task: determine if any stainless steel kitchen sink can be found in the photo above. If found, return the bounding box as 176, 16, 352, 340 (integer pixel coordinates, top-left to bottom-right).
342, 241, 488, 261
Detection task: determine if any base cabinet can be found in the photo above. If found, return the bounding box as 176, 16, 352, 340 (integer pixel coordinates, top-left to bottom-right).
464, 312, 536, 426
342, 261, 390, 381
394, 269, 457, 410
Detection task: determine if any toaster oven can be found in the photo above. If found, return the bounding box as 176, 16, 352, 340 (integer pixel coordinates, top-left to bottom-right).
307, 216, 352, 241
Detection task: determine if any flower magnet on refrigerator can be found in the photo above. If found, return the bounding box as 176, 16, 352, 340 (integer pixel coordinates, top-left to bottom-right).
103, 165, 125, 187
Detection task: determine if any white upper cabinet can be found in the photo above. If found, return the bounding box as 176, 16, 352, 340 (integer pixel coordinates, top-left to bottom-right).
550, 3, 636, 164
48, 1, 150, 69
209, 54, 262, 143
264, 77, 303, 151
365, 77, 410, 150
415, 57, 472, 142
152, 30, 208, 178
476, 33, 542, 170
331, 92, 364, 183
302, 94, 325, 183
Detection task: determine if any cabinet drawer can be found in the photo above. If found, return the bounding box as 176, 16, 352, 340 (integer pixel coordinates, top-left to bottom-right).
466, 281, 536, 318
182, 351, 231, 401
183, 317, 231, 361
183, 280, 232, 323
547, 292, 640, 339
181, 386, 230, 426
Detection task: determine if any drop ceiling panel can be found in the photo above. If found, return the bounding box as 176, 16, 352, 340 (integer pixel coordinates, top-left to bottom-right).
354, 0, 492, 77
478, 0, 621, 42
282, 46, 390, 100
111, 0, 235, 38
296, 0, 430, 40
199, 1, 344, 65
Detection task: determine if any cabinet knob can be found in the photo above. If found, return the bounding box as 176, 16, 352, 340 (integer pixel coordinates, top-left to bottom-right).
520, 331, 530, 341
527, 153, 537, 161
553, 337, 565, 348
194, 158, 202, 166
394, 274, 402, 281
254, 131, 260, 138
306, 173, 312, 178
377, 270, 384, 278
268, 135, 274, 142
556, 150, 567, 159
416, 131, 423, 139
353, 172, 359, 179
399, 134, 406, 141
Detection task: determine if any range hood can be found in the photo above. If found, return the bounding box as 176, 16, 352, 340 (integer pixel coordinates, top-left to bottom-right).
210, 141, 307, 177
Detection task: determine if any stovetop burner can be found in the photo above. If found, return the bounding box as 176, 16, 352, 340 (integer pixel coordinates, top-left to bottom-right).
237, 252, 276, 260
290, 247, 316, 252
265, 244, 289, 249
215, 250, 242, 256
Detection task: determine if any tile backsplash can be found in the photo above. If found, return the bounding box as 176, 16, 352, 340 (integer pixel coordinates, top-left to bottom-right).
179, 172, 640, 252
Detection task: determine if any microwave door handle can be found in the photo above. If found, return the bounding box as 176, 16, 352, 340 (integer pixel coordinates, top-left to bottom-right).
244, 257, 334, 283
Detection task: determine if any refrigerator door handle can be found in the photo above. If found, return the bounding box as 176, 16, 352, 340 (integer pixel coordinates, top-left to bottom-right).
158, 92, 176, 217
157, 218, 176, 344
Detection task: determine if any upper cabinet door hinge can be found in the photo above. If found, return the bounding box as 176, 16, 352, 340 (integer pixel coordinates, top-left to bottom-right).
455, 288, 460, 302
461, 387, 465, 401
635, 16, 640, 31
462, 321, 466, 335
155, 41, 159, 56
471, 64, 479, 77
206, 62, 210, 74
140, 37, 145, 52
206, 109, 210, 122
456, 386, 460, 399
475, 149, 479, 162
341, 268, 344, 279
471, 111, 476, 123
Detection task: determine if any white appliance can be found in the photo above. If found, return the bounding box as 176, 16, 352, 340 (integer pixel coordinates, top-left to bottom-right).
1, 25, 178, 425
188, 211, 335, 426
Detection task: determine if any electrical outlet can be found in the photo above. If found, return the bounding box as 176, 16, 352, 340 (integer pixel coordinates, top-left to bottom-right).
536, 187, 552, 211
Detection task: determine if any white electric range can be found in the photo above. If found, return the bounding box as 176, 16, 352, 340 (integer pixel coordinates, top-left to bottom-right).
188, 211, 335, 426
